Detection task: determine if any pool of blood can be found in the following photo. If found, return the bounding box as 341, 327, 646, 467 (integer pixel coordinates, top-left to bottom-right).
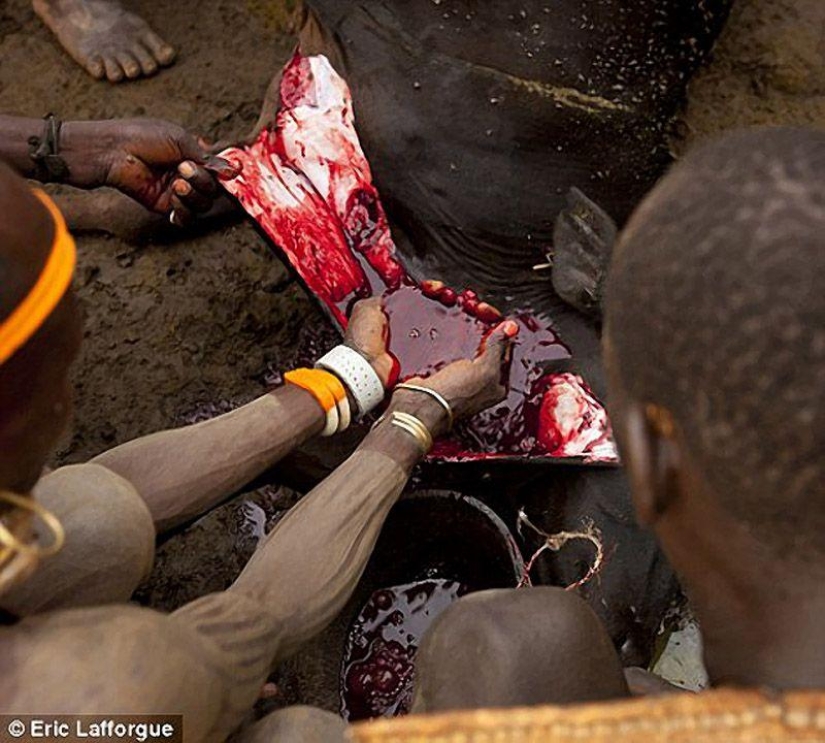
381, 285, 575, 458
340, 579, 466, 721
220, 52, 616, 463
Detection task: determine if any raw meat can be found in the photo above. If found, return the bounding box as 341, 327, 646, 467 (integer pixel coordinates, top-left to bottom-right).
220, 53, 617, 464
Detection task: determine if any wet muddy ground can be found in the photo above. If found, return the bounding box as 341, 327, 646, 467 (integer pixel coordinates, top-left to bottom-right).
1, 0, 823, 714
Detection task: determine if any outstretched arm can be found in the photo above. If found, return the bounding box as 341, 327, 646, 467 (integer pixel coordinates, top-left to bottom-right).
91, 386, 325, 532
90, 300, 395, 533
0, 321, 515, 741
224, 320, 518, 664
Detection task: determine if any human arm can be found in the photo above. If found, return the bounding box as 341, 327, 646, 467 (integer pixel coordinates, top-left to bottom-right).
90, 387, 325, 533
0, 323, 514, 739
223, 320, 518, 662
0, 115, 227, 223
90, 300, 395, 533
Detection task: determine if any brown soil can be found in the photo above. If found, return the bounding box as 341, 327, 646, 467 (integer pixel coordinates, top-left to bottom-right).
1, 0, 307, 462
0, 0, 318, 631
677, 0, 825, 151
1, 0, 823, 712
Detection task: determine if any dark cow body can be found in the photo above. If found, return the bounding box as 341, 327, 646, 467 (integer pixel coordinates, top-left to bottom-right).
282, 0, 730, 669
299, 0, 731, 338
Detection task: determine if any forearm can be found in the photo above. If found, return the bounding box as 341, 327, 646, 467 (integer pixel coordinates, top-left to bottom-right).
229, 399, 440, 666
92, 385, 325, 532
0, 115, 113, 187
0, 115, 48, 179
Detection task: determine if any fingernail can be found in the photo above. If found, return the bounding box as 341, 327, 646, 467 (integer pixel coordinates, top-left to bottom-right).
476, 302, 503, 322
207, 157, 240, 177
179, 161, 196, 178
174, 180, 191, 196
420, 280, 445, 298
502, 320, 520, 337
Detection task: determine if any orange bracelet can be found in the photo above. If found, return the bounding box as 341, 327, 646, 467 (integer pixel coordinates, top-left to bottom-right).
316, 369, 348, 407
285, 368, 354, 439
284, 368, 345, 411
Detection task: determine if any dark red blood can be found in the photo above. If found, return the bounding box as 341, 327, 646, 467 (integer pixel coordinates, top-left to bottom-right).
279, 51, 314, 110
341, 579, 466, 721
429, 315, 571, 460
344, 187, 406, 292
382, 285, 492, 379
221, 53, 616, 463
438, 288, 458, 307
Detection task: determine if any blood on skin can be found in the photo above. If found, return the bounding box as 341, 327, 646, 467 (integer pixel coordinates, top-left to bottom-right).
220, 52, 617, 463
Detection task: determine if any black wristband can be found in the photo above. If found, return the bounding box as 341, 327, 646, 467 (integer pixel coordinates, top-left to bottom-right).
28, 114, 70, 183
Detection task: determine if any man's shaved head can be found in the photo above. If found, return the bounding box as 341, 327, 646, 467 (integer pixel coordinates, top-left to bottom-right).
0, 162, 81, 493
605, 127, 825, 562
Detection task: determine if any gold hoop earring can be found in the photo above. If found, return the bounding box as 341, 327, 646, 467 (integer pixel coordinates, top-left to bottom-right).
0, 490, 65, 558
0, 547, 38, 597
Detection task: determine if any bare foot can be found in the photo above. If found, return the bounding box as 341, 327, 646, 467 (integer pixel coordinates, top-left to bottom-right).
33, 0, 176, 83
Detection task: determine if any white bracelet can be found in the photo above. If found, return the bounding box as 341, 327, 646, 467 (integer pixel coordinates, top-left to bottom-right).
321, 398, 340, 437
316, 345, 385, 417
335, 392, 351, 433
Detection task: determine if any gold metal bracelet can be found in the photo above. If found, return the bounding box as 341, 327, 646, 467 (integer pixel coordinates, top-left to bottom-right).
390, 411, 434, 453
395, 383, 454, 431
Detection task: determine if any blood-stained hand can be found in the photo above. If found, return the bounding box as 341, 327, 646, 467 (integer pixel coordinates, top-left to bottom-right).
392, 320, 519, 438
344, 298, 396, 388
60, 118, 236, 223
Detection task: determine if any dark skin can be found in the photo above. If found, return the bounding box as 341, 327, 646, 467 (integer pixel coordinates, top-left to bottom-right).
412, 586, 630, 713
605, 338, 825, 690
602, 230, 825, 698
411, 185, 825, 717
0, 164, 526, 735
0, 164, 518, 505
32, 0, 176, 83
0, 294, 82, 494
0, 179, 82, 493
0, 116, 230, 225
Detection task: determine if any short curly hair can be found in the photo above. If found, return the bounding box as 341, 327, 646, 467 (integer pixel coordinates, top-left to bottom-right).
605, 127, 825, 560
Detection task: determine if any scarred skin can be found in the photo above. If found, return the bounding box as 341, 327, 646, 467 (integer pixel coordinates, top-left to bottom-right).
32, 0, 176, 83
